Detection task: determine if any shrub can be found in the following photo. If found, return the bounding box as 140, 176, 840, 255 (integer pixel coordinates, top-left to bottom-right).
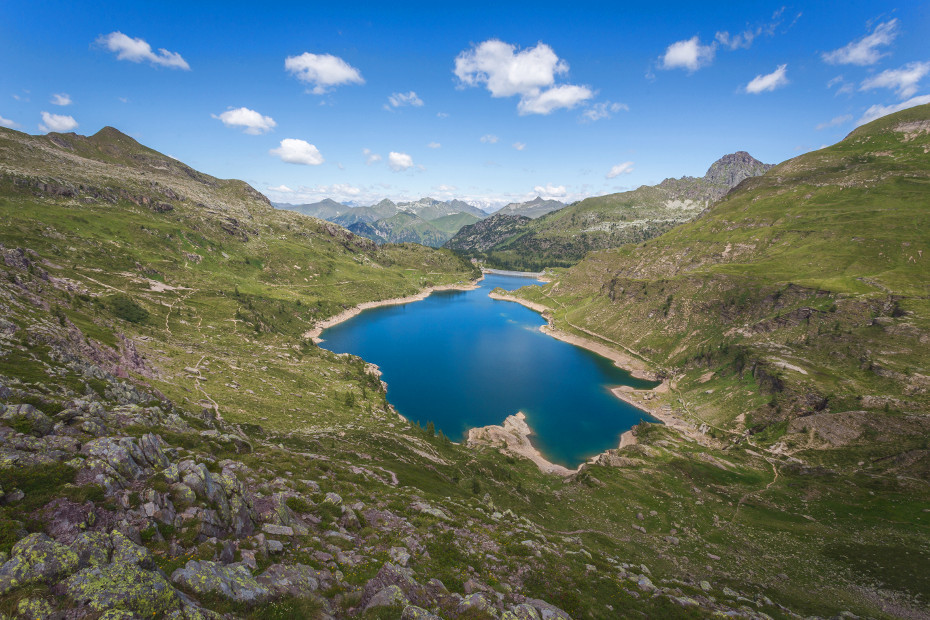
108, 294, 149, 324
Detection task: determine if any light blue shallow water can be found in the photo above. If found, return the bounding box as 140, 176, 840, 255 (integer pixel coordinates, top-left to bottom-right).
319, 273, 659, 468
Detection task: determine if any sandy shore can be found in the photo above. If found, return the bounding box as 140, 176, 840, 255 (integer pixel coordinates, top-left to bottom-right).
304, 279, 481, 341
467, 412, 578, 476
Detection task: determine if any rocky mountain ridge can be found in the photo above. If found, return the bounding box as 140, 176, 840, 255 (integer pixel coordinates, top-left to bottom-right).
445, 152, 773, 271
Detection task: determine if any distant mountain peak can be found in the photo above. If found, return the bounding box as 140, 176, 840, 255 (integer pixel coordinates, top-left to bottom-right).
703, 151, 773, 187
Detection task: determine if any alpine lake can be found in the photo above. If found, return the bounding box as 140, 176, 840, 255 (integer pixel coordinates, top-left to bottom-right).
319, 273, 659, 468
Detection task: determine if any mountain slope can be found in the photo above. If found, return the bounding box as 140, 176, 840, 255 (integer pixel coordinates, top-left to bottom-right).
450, 152, 772, 270
494, 196, 565, 219
509, 105, 930, 433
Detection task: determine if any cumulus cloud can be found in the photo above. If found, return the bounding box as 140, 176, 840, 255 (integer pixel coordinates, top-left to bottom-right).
285, 52, 364, 94
97, 32, 190, 70
427, 142, 441, 149
606, 161, 634, 178
857, 95, 930, 126
581, 101, 628, 122
50, 93, 72, 106
388, 151, 414, 172
454, 39, 592, 115
437, 184, 457, 191
860, 62, 930, 99
39, 111, 78, 132
823, 19, 898, 66
0, 115, 20, 129
512, 142, 526, 151
815, 114, 852, 130
518, 84, 593, 115
267, 184, 293, 193
269, 139, 324, 165
212, 107, 276, 134
533, 183, 567, 197
745, 64, 789, 94
387, 91, 423, 108
660, 36, 716, 72
362, 148, 382, 164
480, 134, 499, 144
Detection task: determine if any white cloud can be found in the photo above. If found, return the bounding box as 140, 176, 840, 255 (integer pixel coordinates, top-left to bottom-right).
0, 115, 19, 129
823, 19, 898, 66
533, 183, 567, 197
512, 142, 526, 151
857, 95, 930, 126
454, 39, 592, 115
427, 142, 441, 149
860, 62, 930, 100
50, 93, 72, 106
436, 112, 449, 118
285, 53, 364, 95
39, 111, 78, 132
581, 101, 628, 122
660, 36, 716, 72
437, 184, 457, 191
362, 148, 382, 164
715, 30, 756, 51
387, 91, 423, 108
606, 161, 634, 178
212, 107, 276, 134
455, 39, 566, 96
815, 114, 852, 130
267, 184, 293, 193
388, 151, 414, 172
269, 139, 324, 165
97, 32, 190, 70
745, 64, 789, 94
480, 134, 499, 144
518, 84, 593, 115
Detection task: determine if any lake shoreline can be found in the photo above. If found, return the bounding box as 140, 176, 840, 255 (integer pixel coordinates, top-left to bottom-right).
304, 277, 483, 341
488, 290, 690, 432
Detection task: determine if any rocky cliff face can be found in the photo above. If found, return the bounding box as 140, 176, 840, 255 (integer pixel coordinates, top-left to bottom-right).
445, 213, 532, 252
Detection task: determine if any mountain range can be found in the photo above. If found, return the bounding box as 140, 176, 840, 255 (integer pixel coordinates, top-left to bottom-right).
446, 151, 773, 270
275, 197, 488, 247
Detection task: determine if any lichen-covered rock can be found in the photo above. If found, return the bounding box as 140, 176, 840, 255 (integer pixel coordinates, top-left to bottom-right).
170, 560, 270, 604
401, 605, 441, 620
459, 592, 494, 613
16, 597, 54, 619
0, 532, 79, 593
72, 531, 112, 568
109, 530, 153, 569
1, 404, 54, 437
360, 562, 428, 609
526, 598, 573, 620
97, 609, 139, 619
256, 563, 325, 598
365, 584, 409, 610
66, 563, 181, 616
503, 604, 541, 620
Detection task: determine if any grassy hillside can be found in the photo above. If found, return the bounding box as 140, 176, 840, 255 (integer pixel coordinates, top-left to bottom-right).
510, 105, 930, 434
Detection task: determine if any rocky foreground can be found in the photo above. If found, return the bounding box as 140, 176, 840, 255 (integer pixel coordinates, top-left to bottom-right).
0, 367, 790, 619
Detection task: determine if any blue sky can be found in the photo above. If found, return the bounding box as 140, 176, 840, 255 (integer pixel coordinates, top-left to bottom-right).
2, 1, 929, 209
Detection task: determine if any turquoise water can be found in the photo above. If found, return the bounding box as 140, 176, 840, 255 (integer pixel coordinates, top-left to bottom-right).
319, 273, 659, 468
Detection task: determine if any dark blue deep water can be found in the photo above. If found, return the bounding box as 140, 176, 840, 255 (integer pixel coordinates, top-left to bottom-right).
319, 273, 658, 468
